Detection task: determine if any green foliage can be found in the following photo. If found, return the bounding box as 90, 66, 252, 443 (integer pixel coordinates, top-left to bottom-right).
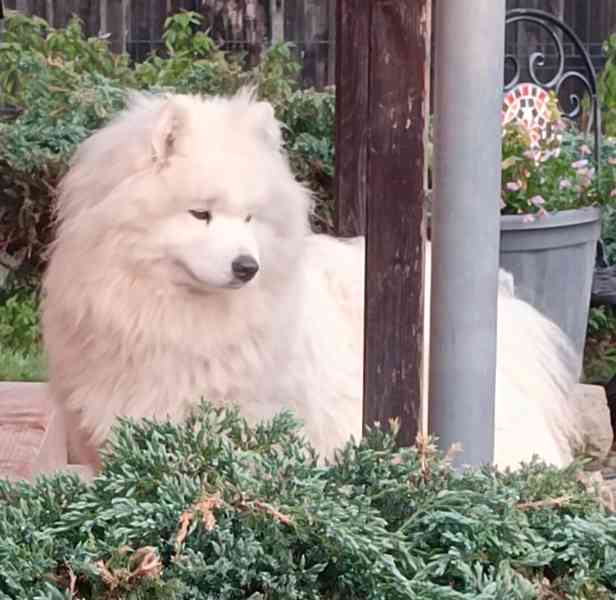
133, 12, 242, 96
0, 403, 614, 599
500, 99, 616, 217
0, 288, 45, 382
0, 345, 45, 382
281, 89, 336, 231
0, 289, 40, 355
252, 43, 302, 110
599, 34, 616, 137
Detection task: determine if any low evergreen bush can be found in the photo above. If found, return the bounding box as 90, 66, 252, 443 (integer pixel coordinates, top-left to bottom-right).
1, 403, 614, 599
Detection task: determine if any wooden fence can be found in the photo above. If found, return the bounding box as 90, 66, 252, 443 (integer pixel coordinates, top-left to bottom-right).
3, 0, 614, 89
3, 0, 337, 88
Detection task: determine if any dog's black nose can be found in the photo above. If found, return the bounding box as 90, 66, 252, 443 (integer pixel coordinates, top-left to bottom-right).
232, 255, 259, 282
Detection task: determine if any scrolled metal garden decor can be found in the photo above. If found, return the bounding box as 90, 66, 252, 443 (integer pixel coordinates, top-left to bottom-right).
504, 8, 601, 170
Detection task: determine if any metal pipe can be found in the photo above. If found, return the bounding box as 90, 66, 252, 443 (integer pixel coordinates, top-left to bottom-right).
428, 0, 506, 467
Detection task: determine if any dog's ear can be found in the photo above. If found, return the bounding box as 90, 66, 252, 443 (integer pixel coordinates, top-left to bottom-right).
151, 99, 183, 166
250, 100, 283, 151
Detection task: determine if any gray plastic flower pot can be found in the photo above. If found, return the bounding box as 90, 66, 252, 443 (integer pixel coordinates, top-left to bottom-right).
499, 206, 601, 377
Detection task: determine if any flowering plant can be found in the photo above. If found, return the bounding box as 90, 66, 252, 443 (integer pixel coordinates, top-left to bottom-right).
501, 98, 616, 220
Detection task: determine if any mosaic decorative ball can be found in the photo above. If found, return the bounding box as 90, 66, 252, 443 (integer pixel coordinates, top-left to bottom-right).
502, 83, 558, 147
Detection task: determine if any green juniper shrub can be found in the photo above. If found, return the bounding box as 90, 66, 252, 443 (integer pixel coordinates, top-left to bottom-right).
0, 402, 615, 599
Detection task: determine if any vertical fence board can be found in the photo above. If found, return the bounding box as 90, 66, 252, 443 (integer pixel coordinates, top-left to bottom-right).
270, 0, 284, 44
302, 0, 330, 87
3, 0, 611, 81
334, 0, 368, 237
326, 0, 335, 85
98, 0, 108, 34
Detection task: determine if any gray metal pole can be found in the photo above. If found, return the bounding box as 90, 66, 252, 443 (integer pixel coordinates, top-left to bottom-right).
428, 0, 506, 467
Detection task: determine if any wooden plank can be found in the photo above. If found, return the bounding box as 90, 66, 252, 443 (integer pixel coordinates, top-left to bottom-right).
326, 0, 335, 86
121, 0, 130, 54
14, 0, 32, 14
81, 0, 99, 38
148, 0, 165, 56
363, 0, 429, 447
334, 0, 369, 237
99, 0, 108, 35
270, 0, 284, 44
54, 0, 66, 27
130, 0, 148, 61
107, 0, 124, 53
45, 0, 54, 26
0, 383, 67, 482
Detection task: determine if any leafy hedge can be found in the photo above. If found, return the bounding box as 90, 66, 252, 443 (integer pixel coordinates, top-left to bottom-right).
0, 402, 615, 600
0, 11, 335, 290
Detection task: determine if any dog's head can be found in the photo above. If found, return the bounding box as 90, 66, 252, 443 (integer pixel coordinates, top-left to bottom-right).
53, 90, 312, 294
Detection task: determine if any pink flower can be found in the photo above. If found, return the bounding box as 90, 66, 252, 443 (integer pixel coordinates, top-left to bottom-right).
609, 156, 616, 166
506, 181, 522, 192
529, 195, 545, 207
524, 149, 539, 161
611, 188, 616, 199
579, 144, 592, 156
537, 208, 550, 219
559, 179, 572, 190
571, 159, 588, 169
576, 167, 595, 188
523, 214, 536, 223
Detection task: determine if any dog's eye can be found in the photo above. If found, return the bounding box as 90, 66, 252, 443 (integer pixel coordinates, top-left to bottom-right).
189, 209, 212, 223
245, 215, 252, 223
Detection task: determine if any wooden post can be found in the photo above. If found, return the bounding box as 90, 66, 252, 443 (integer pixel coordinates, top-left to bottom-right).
270, 0, 284, 44
336, 0, 430, 447
120, 0, 130, 54
326, 0, 335, 86
99, 0, 108, 36
43, 0, 54, 26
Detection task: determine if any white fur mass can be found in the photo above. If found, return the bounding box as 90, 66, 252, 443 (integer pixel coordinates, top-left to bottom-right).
41, 90, 581, 469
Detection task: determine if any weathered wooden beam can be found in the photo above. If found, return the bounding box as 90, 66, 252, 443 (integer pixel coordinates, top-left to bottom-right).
334, 0, 369, 237
120, 0, 130, 55
270, 0, 284, 44
336, 0, 429, 447
99, 0, 108, 36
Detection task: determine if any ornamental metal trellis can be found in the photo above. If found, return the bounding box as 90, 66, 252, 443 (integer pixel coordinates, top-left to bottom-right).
504, 8, 602, 170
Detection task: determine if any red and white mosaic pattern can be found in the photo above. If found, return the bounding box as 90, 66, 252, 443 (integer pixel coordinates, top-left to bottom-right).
502, 83, 554, 147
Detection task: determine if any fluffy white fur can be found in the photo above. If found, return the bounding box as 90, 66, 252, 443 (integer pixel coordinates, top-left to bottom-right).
41, 90, 582, 470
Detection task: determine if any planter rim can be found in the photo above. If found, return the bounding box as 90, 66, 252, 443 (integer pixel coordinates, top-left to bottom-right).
500, 205, 601, 231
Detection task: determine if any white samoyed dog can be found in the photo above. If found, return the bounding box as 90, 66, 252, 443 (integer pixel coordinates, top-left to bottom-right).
41, 90, 582, 470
